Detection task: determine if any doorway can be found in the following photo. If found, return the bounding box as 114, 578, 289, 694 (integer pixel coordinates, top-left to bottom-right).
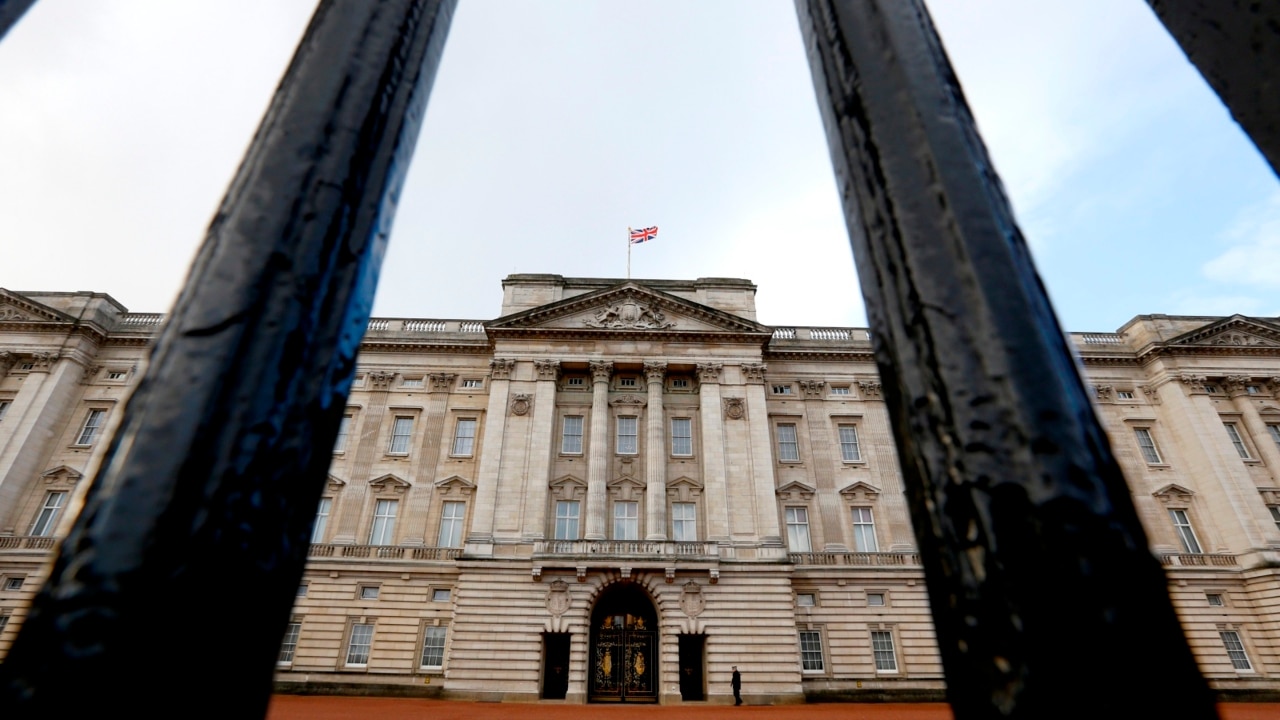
542, 632, 570, 699
678, 634, 706, 700
588, 583, 659, 703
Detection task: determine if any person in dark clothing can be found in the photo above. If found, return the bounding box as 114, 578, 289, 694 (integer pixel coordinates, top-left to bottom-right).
732, 665, 742, 705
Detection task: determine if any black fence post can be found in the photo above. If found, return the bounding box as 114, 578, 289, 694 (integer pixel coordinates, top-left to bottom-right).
0, 1, 455, 716
0, 0, 37, 41
794, 1, 1217, 717
1145, 0, 1280, 178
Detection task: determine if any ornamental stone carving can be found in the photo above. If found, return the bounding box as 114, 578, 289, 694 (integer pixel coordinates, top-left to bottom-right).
80, 364, 102, 385
644, 361, 667, 383
0, 351, 13, 373
29, 351, 59, 372
1177, 374, 1208, 394
741, 362, 767, 384
1093, 385, 1113, 402
490, 358, 517, 380
799, 380, 825, 398
680, 580, 706, 617
858, 381, 882, 399
367, 370, 395, 390
1223, 375, 1250, 397
723, 397, 745, 420
1269, 377, 1280, 398
589, 360, 614, 383
546, 579, 572, 616
0, 305, 30, 322
696, 363, 722, 384
1210, 331, 1273, 347
583, 299, 675, 329
510, 393, 533, 416
534, 359, 561, 381
1140, 384, 1161, 404
609, 394, 646, 408
428, 373, 456, 391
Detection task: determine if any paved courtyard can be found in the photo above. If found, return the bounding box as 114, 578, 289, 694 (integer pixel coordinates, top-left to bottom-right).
266, 696, 1280, 720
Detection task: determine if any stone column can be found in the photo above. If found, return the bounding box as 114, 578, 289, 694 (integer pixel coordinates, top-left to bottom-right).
399, 373, 454, 545
644, 361, 667, 540
584, 360, 613, 540
523, 360, 560, 540
468, 358, 515, 550
1225, 376, 1280, 478
800, 379, 848, 551
742, 362, 782, 544
331, 370, 394, 544
698, 362, 729, 542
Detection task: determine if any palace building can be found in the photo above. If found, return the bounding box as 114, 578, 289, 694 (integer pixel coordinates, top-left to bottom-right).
2, 275, 1280, 703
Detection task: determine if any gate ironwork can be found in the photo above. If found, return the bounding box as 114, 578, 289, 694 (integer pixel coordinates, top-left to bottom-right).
1, 0, 1277, 717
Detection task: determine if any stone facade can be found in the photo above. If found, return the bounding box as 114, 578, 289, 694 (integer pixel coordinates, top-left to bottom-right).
2, 278, 1280, 703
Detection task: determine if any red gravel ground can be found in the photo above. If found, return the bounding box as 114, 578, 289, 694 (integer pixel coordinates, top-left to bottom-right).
266, 696, 1280, 720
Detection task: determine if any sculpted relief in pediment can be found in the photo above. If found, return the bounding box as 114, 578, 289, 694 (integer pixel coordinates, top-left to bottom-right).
583, 300, 675, 330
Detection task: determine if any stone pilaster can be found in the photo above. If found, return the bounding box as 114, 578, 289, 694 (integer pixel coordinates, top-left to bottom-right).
584, 360, 613, 540
467, 358, 515, 550
742, 362, 782, 544
330, 370, 393, 544
644, 361, 667, 540
399, 373, 454, 545
800, 379, 847, 551
697, 362, 729, 542
1225, 376, 1280, 483
523, 360, 561, 540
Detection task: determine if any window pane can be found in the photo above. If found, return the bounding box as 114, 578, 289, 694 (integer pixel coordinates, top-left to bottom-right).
438, 501, 466, 547
1268, 424, 1280, 449
672, 502, 697, 541
562, 415, 583, 454
872, 631, 898, 671
453, 419, 477, 456
333, 415, 352, 453
799, 631, 824, 671
617, 416, 638, 455
778, 424, 799, 462
614, 501, 638, 540
1134, 428, 1161, 464
852, 507, 878, 552
786, 507, 811, 552
1169, 509, 1202, 554
1224, 423, 1250, 459
279, 622, 301, 664
422, 627, 447, 668
346, 623, 374, 665
311, 498, 332, 543
555, 500, 580, 540
370, 499, 398, 545
838, 425, 861, 462
671, 418, 693, 456
1220, 631, 1252, 671
30, 491, 66, 537
389, 416, 413, 454
76, 409, 105, 445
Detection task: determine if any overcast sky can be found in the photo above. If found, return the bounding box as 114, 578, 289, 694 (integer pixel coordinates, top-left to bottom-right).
1, 1, 1276, 331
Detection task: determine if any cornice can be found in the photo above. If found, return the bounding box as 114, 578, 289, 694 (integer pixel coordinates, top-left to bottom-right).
489, 282, 771, 335
764, 349, 877, 362
487, 327, 772, 345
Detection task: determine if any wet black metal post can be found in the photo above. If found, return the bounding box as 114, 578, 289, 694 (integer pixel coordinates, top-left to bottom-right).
795, 1, 1217, 717
0, 1, 455, 716
1146, 0, 1280, 178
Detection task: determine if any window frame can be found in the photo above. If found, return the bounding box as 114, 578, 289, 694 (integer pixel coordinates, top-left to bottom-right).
772, 384, 794, 396
451, 417, 478, 457
369, 498, 399, 546
798, 628, 826, 673
0, 399, 10, 423
1133, 427, 1163, 465
776, 423, 800, 463
837, 423, 862, 463
345, 621, 375, 667
616, 415, 639, 455
670, 417, 693, 457
311, 497, 333, 543
278, 621, 302, 665
431, 588, 452, 603
359, 585, 380, 601
1223, 422, 1251, 459
561, 415, 584, 455
1220, 629, 1253, 672
420, 626, 447, 670
671, 501, 697, 542
785, 506, 812, 553
1169, 508, 1203, 554
613, 500, 639, 541
74, 408, 107, 446
554, 500, 581, 540
29, 490, 67, 537
829, 385, 852, 396
333, 414, 353, 453
438, 500, 466, 548
796, 592, 817, 608
460, 378, 484, 390
871, 629, 900, 673
3, 577, 24, 591
387, 415, 414, 455
851, 506, 879, 552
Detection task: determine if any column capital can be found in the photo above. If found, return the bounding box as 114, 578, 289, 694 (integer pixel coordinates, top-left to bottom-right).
590, 360, 614, 383
799, 380, 825, 398
367, 370, 395, 390
29, 350, 59, 373
490, 357, 517, 380
534, 359, 561, 382
1223, 375, 1251, 398
858, 380, 883, 399
696, 362, 722, 384
1177, 374, 1208, 394
741, 362, 767, 384
1269, 377, 1280, 398
0, 351, 15, 373
428, 373, 456, 392
643, 361, 667, 384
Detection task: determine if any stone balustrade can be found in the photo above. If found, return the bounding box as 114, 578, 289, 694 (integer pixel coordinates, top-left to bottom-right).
1159, 553, 1238, 568
788, 551, 921, 566
307, 543, 462, 561
533, 539, 720, 559
0, 535, 56, 550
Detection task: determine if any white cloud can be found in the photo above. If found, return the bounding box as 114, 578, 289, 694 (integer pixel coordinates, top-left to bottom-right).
1203, 191, 1280, 290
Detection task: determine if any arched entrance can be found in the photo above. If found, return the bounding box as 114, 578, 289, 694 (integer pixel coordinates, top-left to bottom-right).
589, 583, 659, 703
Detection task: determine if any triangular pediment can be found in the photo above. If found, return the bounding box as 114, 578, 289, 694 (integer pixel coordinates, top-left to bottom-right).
487, 283, 771, 336
370, 473, 411, 493
0, 289, 74, 324
608, 475, 646, 490
668, 476, 702, 490
1152, 483, 1195, 503
40, 465, 84, 484
326, 473, 347, 491
549, 474, 587, 489
838, 481, 882, 501
776, 481, 816, 501
1168, 315, 1280, 349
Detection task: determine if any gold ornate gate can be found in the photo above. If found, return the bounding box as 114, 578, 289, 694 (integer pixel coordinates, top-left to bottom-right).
589, 585, 658, 703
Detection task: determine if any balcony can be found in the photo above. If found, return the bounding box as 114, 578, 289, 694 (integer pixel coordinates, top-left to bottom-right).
0, 535, 56, 551
789, 551, 921, 567
307, 544, 462, 561
533, 540, 719, 560
1160, 553, 1238, 568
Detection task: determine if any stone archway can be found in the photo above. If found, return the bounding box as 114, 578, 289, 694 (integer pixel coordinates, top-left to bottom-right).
588, 582, 659, 703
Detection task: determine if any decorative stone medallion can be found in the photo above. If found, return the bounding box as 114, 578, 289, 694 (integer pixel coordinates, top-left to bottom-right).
680, 580, 705, 617
583, 300, 675, 330
547, 579, 571, 616
722, 397, 745, 420
511, 393, 533, 416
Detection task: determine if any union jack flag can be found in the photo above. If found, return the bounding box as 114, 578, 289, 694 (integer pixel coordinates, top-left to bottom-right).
629, 226, 658, 244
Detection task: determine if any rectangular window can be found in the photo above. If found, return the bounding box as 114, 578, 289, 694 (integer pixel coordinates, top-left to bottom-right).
554, 500, 580, 540
1134, 428, 1162, 464
4, 577, 25, 591
851, 507, 878, 552
772, 384, 793, 395
1169, 509, 1202, 554
567, 377, 585, 388
401, 377, 424, 388
785, 507, 812, 552
1117, 390, 1135, 400
311, 498, 332, 543
1269, 424, 1280, 449
0, 400, 9, 422
620, 377, 637, 388
75, 409, 106, 446
360, 586, 380, 600
777, 423, 799, 462
1207, 593, 1225, 607
838, 424, 861, 462
432, 589, 452, 603
1247, 385, 1261, 395
388, 416, 413, 454
333, 415, 352, 453
872, 630, 899, 672
617, 416, 638, 455
867, 593, 886, 607
796, 593, 816, 607
799, 630, 824, 671
1224, 422, 1250, 459
369, 499, 398, 546
297, 584, 308, 598
346, 623, 374, 666
452, 418, 477, 456
461, 378, 483, 389
561, 416, 584, 454
614, 501, 639, 540
672, 502, 697, 541
106, 370, 127, 380
438, 501, 466, 547
421, 626, 447, 669
1220, 630, 1253, 671
278, 622, 301, 664
1270, 506, 1280, 532
830, 386, 851, 395
671, 418, 693, 456
0, 614, 9, 633
671, 378, 689, 389
29, 491, 67, 537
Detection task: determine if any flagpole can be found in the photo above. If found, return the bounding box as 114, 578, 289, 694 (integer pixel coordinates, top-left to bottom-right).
627, 227, 632, 280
